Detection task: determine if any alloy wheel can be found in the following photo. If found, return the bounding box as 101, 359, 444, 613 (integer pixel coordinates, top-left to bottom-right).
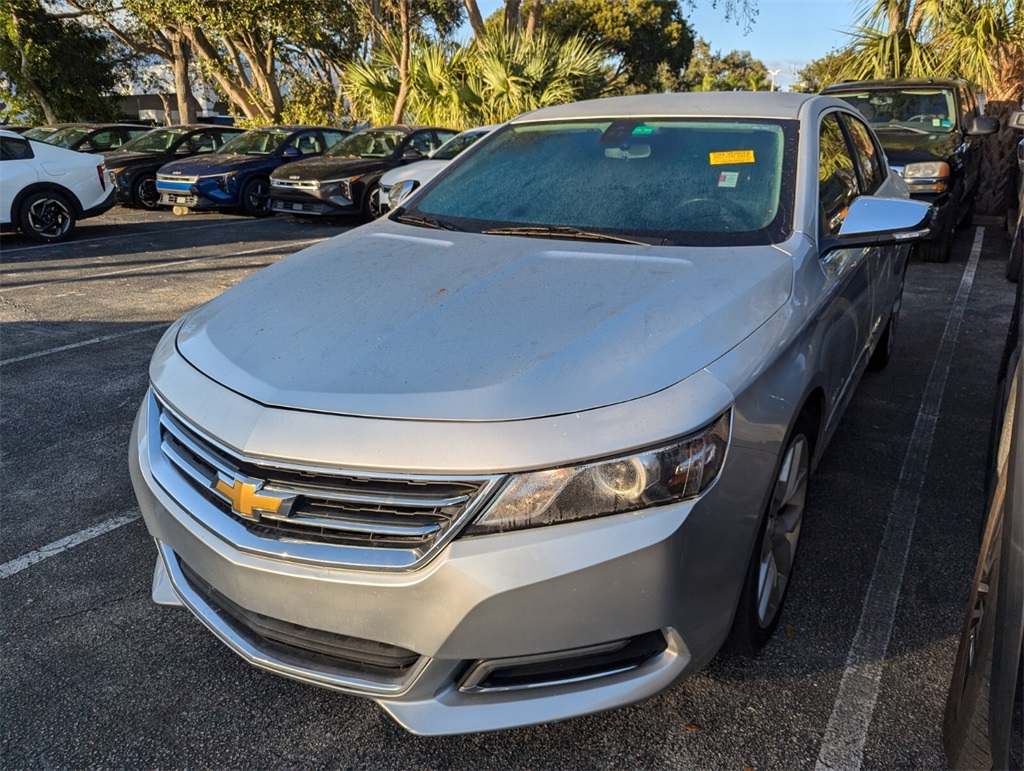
26, 196, 72, 240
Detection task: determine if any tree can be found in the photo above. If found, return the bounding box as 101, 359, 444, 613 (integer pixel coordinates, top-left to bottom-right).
840, 0, 1024, 214
793, 49, 848, 93
541, 0, 695, 92
681, 37, 769, 91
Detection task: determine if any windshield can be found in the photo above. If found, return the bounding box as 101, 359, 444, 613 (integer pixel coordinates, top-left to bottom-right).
327, 129, 408, 158
220, 130, 290, 155
432, 130, 488, 161
403, 118, 796, 246
119, 128, 187, 153
46, 127, 90, 147
831, 89, 957, 133
23, 126, 58, 140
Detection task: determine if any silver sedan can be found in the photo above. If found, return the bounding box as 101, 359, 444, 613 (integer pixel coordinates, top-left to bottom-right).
129, 92, 931, 735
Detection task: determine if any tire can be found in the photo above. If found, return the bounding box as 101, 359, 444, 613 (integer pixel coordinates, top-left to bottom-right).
240, 176, 272, 217
18, 190, 76, 243
955, 198, 976, 230
131, 173, 160, 210
917, 214, 954, 263
725, 415, 814, 654
869, 272, 905, 371
361, 182, 382, 221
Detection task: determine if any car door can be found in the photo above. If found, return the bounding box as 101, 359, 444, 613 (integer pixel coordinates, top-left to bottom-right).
0, 136, 38, 225
817, 111, 875, 418
840, 111, 900, 346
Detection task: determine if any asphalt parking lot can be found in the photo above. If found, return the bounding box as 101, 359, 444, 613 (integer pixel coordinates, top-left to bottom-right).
0, 207, 1017, 769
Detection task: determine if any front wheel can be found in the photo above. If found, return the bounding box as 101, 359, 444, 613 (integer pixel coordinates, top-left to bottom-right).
18, 190, 77, 243
132, 173, 160, 210
240, 176, 272, 217
361, 182, 382, 221
725, 418, 813, 654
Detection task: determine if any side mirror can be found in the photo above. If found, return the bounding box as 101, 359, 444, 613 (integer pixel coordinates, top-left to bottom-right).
1008, 111, 1024, 131
402, 149, 423, 161
282, 146, 301, 159
79, 141, 96, 152
968, 115, 999, 136
175, 145, 192, 155
822, 196, 933, 253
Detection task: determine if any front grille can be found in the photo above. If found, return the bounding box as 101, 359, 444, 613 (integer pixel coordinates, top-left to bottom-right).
178, 558, 421, 682
160, 193, 198, 206
272, 199, 324, 214
157, 173, 198, 184
151, 393, 503, 569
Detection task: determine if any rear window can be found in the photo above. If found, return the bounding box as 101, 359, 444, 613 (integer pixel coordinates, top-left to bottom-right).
405, 118, 798, 247
0, 136, 34, 160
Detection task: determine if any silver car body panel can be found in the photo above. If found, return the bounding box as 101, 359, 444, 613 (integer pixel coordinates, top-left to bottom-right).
130, 92, 917, 734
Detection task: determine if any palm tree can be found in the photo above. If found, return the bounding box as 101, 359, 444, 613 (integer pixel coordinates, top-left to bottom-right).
840, 0, 1023, 215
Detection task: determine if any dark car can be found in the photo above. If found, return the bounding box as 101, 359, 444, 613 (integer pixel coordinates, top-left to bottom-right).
269, 126, 456, 220
22, 124, 74, 141
1007, 110, 1024, 282
822, 78, 998, 262
154, 125, 348, 217
101, 125, 245, 209
43, 123, 151, 153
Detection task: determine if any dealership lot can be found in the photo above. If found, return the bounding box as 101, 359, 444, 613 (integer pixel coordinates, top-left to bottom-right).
0, 208, 1017, 768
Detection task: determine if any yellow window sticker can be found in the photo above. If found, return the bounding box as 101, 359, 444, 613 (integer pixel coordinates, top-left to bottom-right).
710, 150, 755, 165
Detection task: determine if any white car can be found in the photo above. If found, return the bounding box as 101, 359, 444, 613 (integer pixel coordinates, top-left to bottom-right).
378, 125, 496, 213
0, 129, 115, 243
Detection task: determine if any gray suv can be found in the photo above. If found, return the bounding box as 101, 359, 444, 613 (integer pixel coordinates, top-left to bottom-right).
823, 78, 998, 262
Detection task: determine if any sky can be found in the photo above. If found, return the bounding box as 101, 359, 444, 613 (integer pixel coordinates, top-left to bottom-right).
474, 0, 863, 91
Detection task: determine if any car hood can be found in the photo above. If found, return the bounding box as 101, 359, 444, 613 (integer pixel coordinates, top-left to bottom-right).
101, 150, 168, 165
174, 221, 792, 421
271, 155, 394, 182
381, 160, 447, 188
872, 130, 961, 165
159, 153, 273, 176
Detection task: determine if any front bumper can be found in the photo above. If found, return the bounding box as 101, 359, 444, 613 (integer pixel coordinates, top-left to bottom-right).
156, 178, 237, 210
129, 352, 772, 734
270, 184, 358, 217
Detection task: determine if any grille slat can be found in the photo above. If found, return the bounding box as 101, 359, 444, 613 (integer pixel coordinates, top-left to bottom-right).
151, 395, 503, 568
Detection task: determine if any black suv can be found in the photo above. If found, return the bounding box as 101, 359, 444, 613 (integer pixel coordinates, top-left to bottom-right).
823, 78, 998, 262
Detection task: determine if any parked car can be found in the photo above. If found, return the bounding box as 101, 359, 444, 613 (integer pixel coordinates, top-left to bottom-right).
269, 125, 456, 220
101, 125, 245, 209
822, 78, 998, 263
129, 92, 932, 735
943, 264, 1023, 769
378, 125, 496, 214
42, 122, 151, 153
22, 124, 73, 141
0, 129, 114, 243
155, 126, 348, 216
1006, 110, 1024, 283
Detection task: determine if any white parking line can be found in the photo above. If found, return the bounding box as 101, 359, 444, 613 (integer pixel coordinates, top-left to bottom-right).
0, 237, 325, 294
0, 216, 276, 255
0, 511, 141, 579
814, 228, 984, 770
0, 323, 169, 366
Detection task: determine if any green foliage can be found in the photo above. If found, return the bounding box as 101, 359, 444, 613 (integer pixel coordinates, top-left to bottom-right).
793, 49, 848, 93
680, 37, 770, 91
344, 32, 613, 129
0, 0, 126, 122
541, 0, 694, 92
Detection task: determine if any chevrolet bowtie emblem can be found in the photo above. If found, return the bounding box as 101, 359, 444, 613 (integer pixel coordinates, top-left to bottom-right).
214, 472, 292, 520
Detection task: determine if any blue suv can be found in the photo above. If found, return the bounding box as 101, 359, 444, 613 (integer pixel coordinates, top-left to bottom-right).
155, 126, 348, 216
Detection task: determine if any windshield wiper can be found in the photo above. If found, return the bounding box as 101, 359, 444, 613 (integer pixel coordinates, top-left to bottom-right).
396, 214, 461, 231
480, 225, 650, 246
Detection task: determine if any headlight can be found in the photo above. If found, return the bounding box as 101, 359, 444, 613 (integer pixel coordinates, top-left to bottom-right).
212, 171, 239, 191
464, 411, 730, 536
391, 179, 419, 208
903, 161, 950, 192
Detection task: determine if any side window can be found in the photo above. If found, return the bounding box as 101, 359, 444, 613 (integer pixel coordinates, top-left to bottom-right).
819, 113, 860, 239
293, 131, 322, 155
407, 133, 436, 155
127, 128, 148, 141
0, 136, 34, 161
216, 130, 242, 148
321, 130, 347, 148
91, 130, 119, 149
959, 86, 975, 128
840, 114, 886, 194
189, 130, 218, 153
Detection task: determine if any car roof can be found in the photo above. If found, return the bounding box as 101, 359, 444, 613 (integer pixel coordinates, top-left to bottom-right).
823, 78, 969, 92
512, 92, 819, 122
